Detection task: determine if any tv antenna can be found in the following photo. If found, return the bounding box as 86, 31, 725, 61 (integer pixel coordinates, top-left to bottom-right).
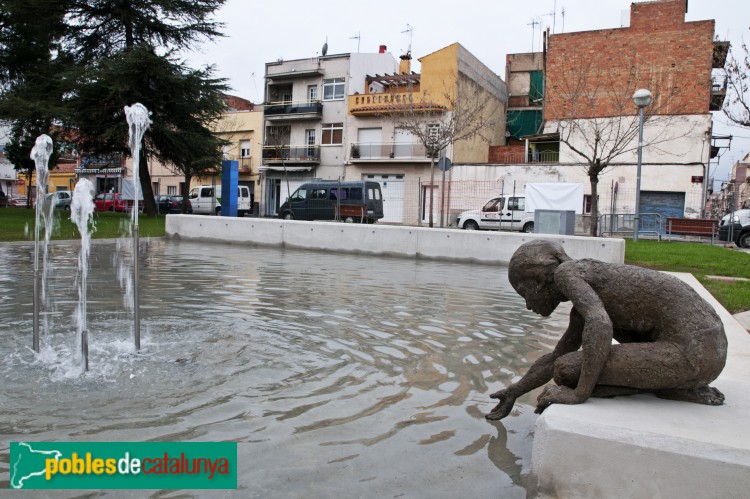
402, 24, 413, 56
349, 31, 361, 53
528, 18, 541, 51
561, 7, 566, 33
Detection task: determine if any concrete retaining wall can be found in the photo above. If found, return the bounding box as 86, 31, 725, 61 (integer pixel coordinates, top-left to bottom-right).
165, 215, 625, 265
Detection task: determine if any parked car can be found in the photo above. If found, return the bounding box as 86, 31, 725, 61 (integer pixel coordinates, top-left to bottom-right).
9, 195, 29, 207
456, 196, 535, 232
46, 191, 73, 210
718, 209, 750, 248
94, 192, 117, 211
156, 195, 192, 214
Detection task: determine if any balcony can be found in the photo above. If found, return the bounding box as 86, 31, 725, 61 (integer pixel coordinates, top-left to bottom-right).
264, 100, 323, 121
713, 41, 730, 68
348, 92, 445, 116
224, 155, 254, 173
710, 75, 727, 111
262, 145, 320, 164
350, 142, 430, 162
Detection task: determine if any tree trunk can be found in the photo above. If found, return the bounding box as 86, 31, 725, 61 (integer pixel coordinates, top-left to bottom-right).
589, 172, 600, 237
138, 148, 157, 216
182, 173, 192, 214
428, 156, 435, 228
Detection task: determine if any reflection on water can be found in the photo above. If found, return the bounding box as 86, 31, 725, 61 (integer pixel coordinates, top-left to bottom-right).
0, 239, 569, 497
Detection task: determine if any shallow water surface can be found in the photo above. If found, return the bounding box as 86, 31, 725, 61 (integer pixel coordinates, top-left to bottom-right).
0, 239, 569, 497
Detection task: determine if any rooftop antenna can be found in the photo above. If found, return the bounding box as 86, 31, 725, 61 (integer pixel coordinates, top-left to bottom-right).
401, 23, 413, 57
349, 32, 361, 53
528, 18, 541, 51
321, 36, 328, 57
561, 7, 566, 33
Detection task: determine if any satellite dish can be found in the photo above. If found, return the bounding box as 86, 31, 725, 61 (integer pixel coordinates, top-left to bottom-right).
322, 37, 328, 56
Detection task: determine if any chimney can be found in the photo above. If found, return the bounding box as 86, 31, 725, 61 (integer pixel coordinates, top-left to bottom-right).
399, 53, 412, 74
379, 45, 387, 54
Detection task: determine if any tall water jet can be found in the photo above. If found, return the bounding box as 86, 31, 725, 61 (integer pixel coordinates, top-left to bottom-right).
70, 178, 95, 371
124, 103, 151, 352
31, 134, 53, 353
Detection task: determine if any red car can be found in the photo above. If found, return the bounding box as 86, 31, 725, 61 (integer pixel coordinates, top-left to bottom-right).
94, 192, 118, 211
95, 193, 139, 212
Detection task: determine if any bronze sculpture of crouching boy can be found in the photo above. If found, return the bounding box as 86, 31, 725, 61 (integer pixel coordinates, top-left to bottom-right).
487, 240, 727, 420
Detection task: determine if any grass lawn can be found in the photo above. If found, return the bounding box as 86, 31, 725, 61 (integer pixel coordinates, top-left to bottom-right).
625, 239, 750, 314
0, 208, 165, 241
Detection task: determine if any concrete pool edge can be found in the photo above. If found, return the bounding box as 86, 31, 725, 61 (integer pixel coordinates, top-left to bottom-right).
164, 215, 625, 265
528, 273, 750, 498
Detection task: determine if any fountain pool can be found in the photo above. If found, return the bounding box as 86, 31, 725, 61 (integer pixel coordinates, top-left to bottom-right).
0, 239, 570, 497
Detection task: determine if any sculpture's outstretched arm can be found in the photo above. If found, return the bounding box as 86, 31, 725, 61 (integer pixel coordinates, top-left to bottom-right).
486, 308, 583, 420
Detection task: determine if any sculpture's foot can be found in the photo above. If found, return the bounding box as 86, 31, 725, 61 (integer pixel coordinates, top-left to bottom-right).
486, 390, 516, 421
591, 385, 645, 398
655, 386, 725, 406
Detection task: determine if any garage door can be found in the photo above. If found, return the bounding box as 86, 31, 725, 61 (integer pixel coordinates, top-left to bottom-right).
365, 174, 404, 224
639, 191, 685, 233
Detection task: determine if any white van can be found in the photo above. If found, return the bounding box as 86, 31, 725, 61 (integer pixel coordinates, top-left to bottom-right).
456, 196, 535, 232
188, 185, 252, 216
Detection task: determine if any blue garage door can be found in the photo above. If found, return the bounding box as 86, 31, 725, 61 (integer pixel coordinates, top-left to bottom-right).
639, 191, 685, 233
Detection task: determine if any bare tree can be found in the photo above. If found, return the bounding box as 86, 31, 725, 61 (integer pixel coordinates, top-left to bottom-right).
723, 28, 750, 128
382, 76, 503, 227
546, 58, 689, 236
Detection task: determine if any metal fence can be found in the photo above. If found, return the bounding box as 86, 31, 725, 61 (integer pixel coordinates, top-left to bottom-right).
597, 213, 663, 239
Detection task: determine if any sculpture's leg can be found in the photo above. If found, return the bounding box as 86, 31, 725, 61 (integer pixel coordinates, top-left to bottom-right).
591, 385, 645, 398
655, 386, 725, 405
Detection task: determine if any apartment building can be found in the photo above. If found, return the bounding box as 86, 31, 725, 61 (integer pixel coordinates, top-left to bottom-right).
260, 44, 507, 224
347, 43, 507, 224
466, 0, 728, 233
259, 49, 399, 217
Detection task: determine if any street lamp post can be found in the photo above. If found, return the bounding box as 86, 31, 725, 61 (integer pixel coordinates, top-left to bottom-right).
632, 88, 653, 242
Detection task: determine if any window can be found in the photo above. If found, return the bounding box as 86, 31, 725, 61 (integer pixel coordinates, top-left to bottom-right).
167, 186, 177, 195
311, 188, 328, 199
321, 123, 343, 145
583, 195, 593, 214
349, 188, 363, 200
428, 124, 440, 144
508, 197, 525, 211
308, 85, 318, 101
323, 78, 345, 101
483, 198, 502, 212
240, 140, 251, 158
291, 188, 306, 201
222, 144, 229, 160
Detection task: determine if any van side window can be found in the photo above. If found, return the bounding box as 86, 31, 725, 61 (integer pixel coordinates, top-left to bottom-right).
508, 197, 524, 211
311, 188, 328, 199
290, 189, 306, 201
349, 188, 363, 200
367, 187, 381, 201
201, 188, 213, 197
330, 188, 349, 200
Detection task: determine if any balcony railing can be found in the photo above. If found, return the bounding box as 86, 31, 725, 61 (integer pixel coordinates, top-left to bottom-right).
350, 142, 429, 161
500, 149, 559, 164
223, 155, 253, 173
710, 75, 727, 111
348, 92, 445, 115
264, 100, 323, 120
262, 145, 320, 163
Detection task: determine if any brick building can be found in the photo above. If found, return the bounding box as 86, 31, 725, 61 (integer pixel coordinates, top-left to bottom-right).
470, 0, 728, 234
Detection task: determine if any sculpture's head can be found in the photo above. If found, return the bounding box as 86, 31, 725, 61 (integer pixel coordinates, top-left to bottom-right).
508, 240, 570, 317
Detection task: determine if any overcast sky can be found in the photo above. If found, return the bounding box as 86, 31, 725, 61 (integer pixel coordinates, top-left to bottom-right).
185, 0, 750, 186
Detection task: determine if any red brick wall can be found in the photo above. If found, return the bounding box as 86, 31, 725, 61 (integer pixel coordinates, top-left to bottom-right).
489, 145, 525, 163
545, 0, 714, 120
